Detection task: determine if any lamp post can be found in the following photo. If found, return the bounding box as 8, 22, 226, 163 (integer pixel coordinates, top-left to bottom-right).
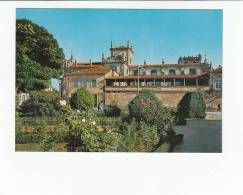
137, 66, 140, 94
137, 66, 144, 94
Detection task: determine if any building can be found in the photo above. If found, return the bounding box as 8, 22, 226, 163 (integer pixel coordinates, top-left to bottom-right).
60, 41, 222, 109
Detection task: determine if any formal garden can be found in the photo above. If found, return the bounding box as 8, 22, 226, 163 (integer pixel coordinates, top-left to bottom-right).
15, 18, 207, 152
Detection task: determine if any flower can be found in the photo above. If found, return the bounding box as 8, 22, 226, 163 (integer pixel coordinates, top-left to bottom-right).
82, 119, 85, 122
77, 110, 80, 113
91, 121, 96, 126
59, 100, 66, 106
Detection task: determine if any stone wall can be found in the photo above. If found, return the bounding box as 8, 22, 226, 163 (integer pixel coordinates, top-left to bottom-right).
104, 86, 210, 108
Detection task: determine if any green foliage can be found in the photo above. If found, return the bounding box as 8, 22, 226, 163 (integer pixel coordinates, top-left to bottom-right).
128, 89, 161, 123
39, 133, 56, 151
19, 90, 61, 117
177, 89, 206, 119
128, 89, 175, 140
97, 117, 122, 127
70, 88, 94, 111
119, 120, 159, 152
153, 142, 170, 152
65, 109, 122, 152
15, 131, 43, 144
104, 100, 121, 117
16, 19, 65, 92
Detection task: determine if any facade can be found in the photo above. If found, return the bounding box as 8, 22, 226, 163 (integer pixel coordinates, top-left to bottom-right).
60, 41, 222, 109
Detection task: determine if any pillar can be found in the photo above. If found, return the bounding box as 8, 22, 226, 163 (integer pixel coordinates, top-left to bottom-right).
173, 78, 176, 86
184, 78, 185, 86
196, 79, 198, 86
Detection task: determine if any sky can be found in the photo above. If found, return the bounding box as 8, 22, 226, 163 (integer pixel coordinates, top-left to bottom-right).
16, 9, 222, 66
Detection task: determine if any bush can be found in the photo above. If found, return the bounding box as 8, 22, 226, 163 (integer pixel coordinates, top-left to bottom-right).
104, 100, 121, 117
19, 90, 61, 117
97, 117, 122, 127
177, 89, 206, 119
128, 89, 161, 123
128, 89, 175, 140
16, 131, 42, 144
64, 109, 122, 152
70, 88, 94, 111
119, 120, 159, 152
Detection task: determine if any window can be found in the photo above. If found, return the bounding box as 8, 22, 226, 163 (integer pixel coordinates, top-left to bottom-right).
92, 80, 97, 88
189, 68, 197, 75
81, 79, 88, 87
134, 70, 138, 76
169, 69, 176, 75
151, 70, 157, 76
72, 79, 78, 87
215, 80, 222, 90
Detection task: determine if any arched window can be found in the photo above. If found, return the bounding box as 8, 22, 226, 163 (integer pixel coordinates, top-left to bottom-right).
151, 70, 157, 76
169, 69, 176, 75
189, 68, 197, 75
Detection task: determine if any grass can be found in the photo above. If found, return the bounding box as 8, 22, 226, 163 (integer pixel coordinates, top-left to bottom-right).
16, 143, 66, 152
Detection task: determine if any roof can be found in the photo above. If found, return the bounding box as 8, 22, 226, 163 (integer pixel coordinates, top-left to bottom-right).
211, 66, 222, 74
128, 63, 205, 69
65, 66, 111, 76
105, 72, 209, 80
67, 62, 103, 68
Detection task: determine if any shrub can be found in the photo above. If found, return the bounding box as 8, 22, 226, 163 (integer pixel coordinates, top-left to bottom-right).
64, 109, 122, 152
70, 88, 94, 111
128, 89, 175, 140
15, 131, 42, 144
119, 120, 159, 152
128, 89, 161, 123
104, 100, 121, 117
177, 89, 206, 119
19, 90, 61, 117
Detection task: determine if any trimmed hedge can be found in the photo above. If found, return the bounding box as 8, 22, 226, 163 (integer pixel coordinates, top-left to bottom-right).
15, 131, 66, 144
177, 89, 206, 120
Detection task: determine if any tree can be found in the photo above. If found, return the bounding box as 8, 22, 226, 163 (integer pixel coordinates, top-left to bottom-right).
19, 90, 61, 117
70, 88, 94, 111
16, 19, 65, 92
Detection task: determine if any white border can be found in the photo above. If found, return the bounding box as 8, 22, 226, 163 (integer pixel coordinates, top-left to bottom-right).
1, 1, 243, 195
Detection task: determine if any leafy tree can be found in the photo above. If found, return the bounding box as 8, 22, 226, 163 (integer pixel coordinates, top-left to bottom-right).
19, 90, 61, 117
70, 88, 94, 111
177, 89, 206, 119
16, 19, 65, 92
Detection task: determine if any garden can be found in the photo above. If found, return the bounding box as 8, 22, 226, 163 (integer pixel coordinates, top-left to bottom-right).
16, 88, 206, 152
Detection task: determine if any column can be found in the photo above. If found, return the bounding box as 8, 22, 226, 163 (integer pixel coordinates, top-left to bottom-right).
184, 78, 185, 86
173, 78, 176, 86
196, 79, 198, 86
153, 79, 155, 87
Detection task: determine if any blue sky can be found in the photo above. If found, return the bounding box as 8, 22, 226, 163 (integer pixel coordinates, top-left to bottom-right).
16, 9, 222, 67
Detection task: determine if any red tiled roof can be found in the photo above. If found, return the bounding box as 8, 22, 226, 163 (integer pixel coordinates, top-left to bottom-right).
105, 72, 208, 80
211, 66, 222, 74
128, 63, 205, 69
65, 66, 111, 76
67, 62, 102, 68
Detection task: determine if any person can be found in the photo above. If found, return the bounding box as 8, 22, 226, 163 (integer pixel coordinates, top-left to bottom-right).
217, 104, 221, 111
99, 101, 104, 112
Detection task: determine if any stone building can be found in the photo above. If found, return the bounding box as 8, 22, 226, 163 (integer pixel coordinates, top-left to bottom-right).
60, 41, 222, 109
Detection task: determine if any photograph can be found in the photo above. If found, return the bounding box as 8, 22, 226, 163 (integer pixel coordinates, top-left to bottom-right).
15, 8, 222, 152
